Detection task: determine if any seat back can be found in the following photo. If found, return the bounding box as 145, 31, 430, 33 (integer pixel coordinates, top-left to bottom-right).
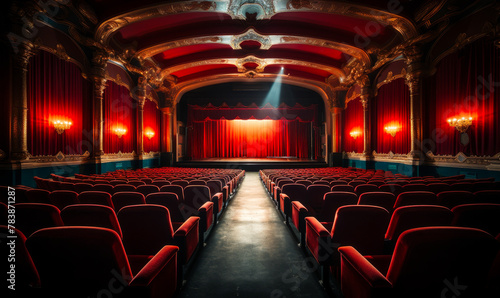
92, 184, 114, 194
474, 190, 500, 204
317, 192, 358, 222
189, 180, 206, 186
452, 203, 500, 236
394, 191, 437, 209
74, 183, 94, 193
0, 226, 40, 289
152, 181, 171, 188
49, 190, 79, 210
146, 192, 186, 223
206, 180, 223, 197
354, 184, 380, 196
171, 180, 189, 188
281, 184, 308, 205
26, 227, 132, 296
15, 203, 64, 237
331, 205, 390, 255
26, 189, 51, 204
451, 182, 475, 192
401, 183, 428, 192
184, 185, 212, 209
385, 205, 453, 241
135, 185, 160, 197
113, 184, 137, 193
306, 185, 331, 210
118, 205, 174, 255
437, 191, 475, 209
331, 185, 355, 192
295, 180, 313, 187
379, 184, 403, 196
427, 183, 452, 194
160, 185, 184, 202
387, 227, 499, 296
61, 204, 122, 238
111, 192, 146, 212
357, 192, 396, 213
78, 191, 114, 209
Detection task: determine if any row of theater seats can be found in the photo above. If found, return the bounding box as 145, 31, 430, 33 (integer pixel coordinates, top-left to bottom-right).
260, 168, 500, 297
0, 167, 245, 297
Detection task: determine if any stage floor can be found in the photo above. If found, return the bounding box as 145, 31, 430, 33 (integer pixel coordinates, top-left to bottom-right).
189, 157, 316, 162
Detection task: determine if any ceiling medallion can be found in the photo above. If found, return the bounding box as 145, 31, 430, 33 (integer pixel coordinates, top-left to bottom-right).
231, 28, 271, 50
229, 0, 275, 20
236, 56, 267, 72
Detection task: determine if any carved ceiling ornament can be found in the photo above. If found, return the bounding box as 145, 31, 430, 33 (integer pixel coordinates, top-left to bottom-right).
228, 0, 275, 20
231, 28, 272, 50
376, 68, 407, 90
235, 55, 267, 72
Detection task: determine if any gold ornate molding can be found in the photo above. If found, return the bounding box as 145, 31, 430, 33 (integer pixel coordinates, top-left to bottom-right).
376, 68, 407, 90
24, 151, 91, 163
425, 151, 500, 166
372, 151, 413, 161
160, 56, 345, 79
231, 28, 272, 49
101, 151, 136, 160
228, 0, 275, 20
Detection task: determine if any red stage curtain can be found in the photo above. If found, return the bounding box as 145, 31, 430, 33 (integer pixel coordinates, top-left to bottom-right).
27, 50, 91, 156
343, 97, 364, 153
372, 79, 411, 154
103, 81, 135, 153
425, 38, 500, 156
143, 99, 161, 152
188, 119, 312, 159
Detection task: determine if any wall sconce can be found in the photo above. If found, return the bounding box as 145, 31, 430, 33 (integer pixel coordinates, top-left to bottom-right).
114, 127, 127, 138
384, 125, 400, 137
145, 130, 155, 140
349, 130, 361, 139
53, 119, 72, 134
447, 116, 472, 133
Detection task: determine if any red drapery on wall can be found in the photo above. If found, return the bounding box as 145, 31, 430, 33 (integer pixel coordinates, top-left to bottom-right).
103, 81, 135, 153
143, 99, 161, 152
27, 50, 91, 156
372, 79, 411, 154
188, 119, 312, 159
425, 38, 500, 156
343, 97, 364, 153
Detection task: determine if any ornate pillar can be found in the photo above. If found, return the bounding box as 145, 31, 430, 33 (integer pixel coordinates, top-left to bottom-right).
405, 48, 423, 161
160, 106, 173, 153
135, 77, 147, 157
358, 76, 372, 158
330, 107, 342, 153
90, 52, 107, 159
10, 42, 37, 161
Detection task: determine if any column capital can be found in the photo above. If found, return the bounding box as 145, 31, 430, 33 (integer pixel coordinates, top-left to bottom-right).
160, 107, 173, 115
13, 41, 37, 73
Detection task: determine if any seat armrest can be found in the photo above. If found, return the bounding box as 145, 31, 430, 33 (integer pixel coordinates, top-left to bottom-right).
292, 201, 308, 232
211, 192, 223, 214
174, 217, 200, 264
198, 201, 214, 233
280, 193, 290, 214
130, 245, 179, 298
305, 216, 331, 264
338, 246, 392, 298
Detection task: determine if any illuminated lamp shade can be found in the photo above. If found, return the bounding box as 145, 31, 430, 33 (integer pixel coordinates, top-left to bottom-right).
384, 124, 401, 137
145, 130, 155, 140
447, 116, 473, 133
114, 127, 127, 138
349, 130, 361, 139
53, 119, 72, 134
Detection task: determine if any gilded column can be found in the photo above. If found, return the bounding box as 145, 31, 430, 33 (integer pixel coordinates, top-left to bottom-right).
330, 107, 342, 153
358, 76, 372, 158
90, 52, 107, 158
10, 42, 36, 161
160, 106, 173, 153
405, 48, 423, 160
135, 77, 147, 156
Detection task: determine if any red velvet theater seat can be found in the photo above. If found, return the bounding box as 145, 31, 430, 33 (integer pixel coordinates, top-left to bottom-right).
339, 227, 499, 298
26, 189, 51, 204
306, 184, 331, 211
279, 184, 308, 224
316, 191, 358, 222
393, 191, 438, 209
354, 184, 381, 197
49, 190, 79, 210
118, 205, 199, 278
379, 184, 403, 196
305, 205, 390, 285
452, 203, 500, 236
113, 184, 137, 193
357, 192, 396, 213
184, 185, 222, 221
78, 191, 114, 209
92, 183, 114, 194
146, 192, 214, 245
0, 226, 40, 295
74, 182, 94, 193
474, 190, 500, 204
15, 203, 64, 237
136, 185, 160, 197
26, 226, 179, 298
426, 183, 452, 194
160, 185, 185, 201
385, 205, 453, 248
112, 191, 146, 212
60, 204, 123, 238
437, 190, 475, 209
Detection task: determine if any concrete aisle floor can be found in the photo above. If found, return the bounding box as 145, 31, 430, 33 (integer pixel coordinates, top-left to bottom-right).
178, 172, 330, 298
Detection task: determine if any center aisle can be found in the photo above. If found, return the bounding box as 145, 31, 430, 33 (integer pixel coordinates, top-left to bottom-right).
179, 172, 330, 297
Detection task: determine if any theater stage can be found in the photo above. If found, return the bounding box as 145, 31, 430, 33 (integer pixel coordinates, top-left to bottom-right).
176, 157, 327, 171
